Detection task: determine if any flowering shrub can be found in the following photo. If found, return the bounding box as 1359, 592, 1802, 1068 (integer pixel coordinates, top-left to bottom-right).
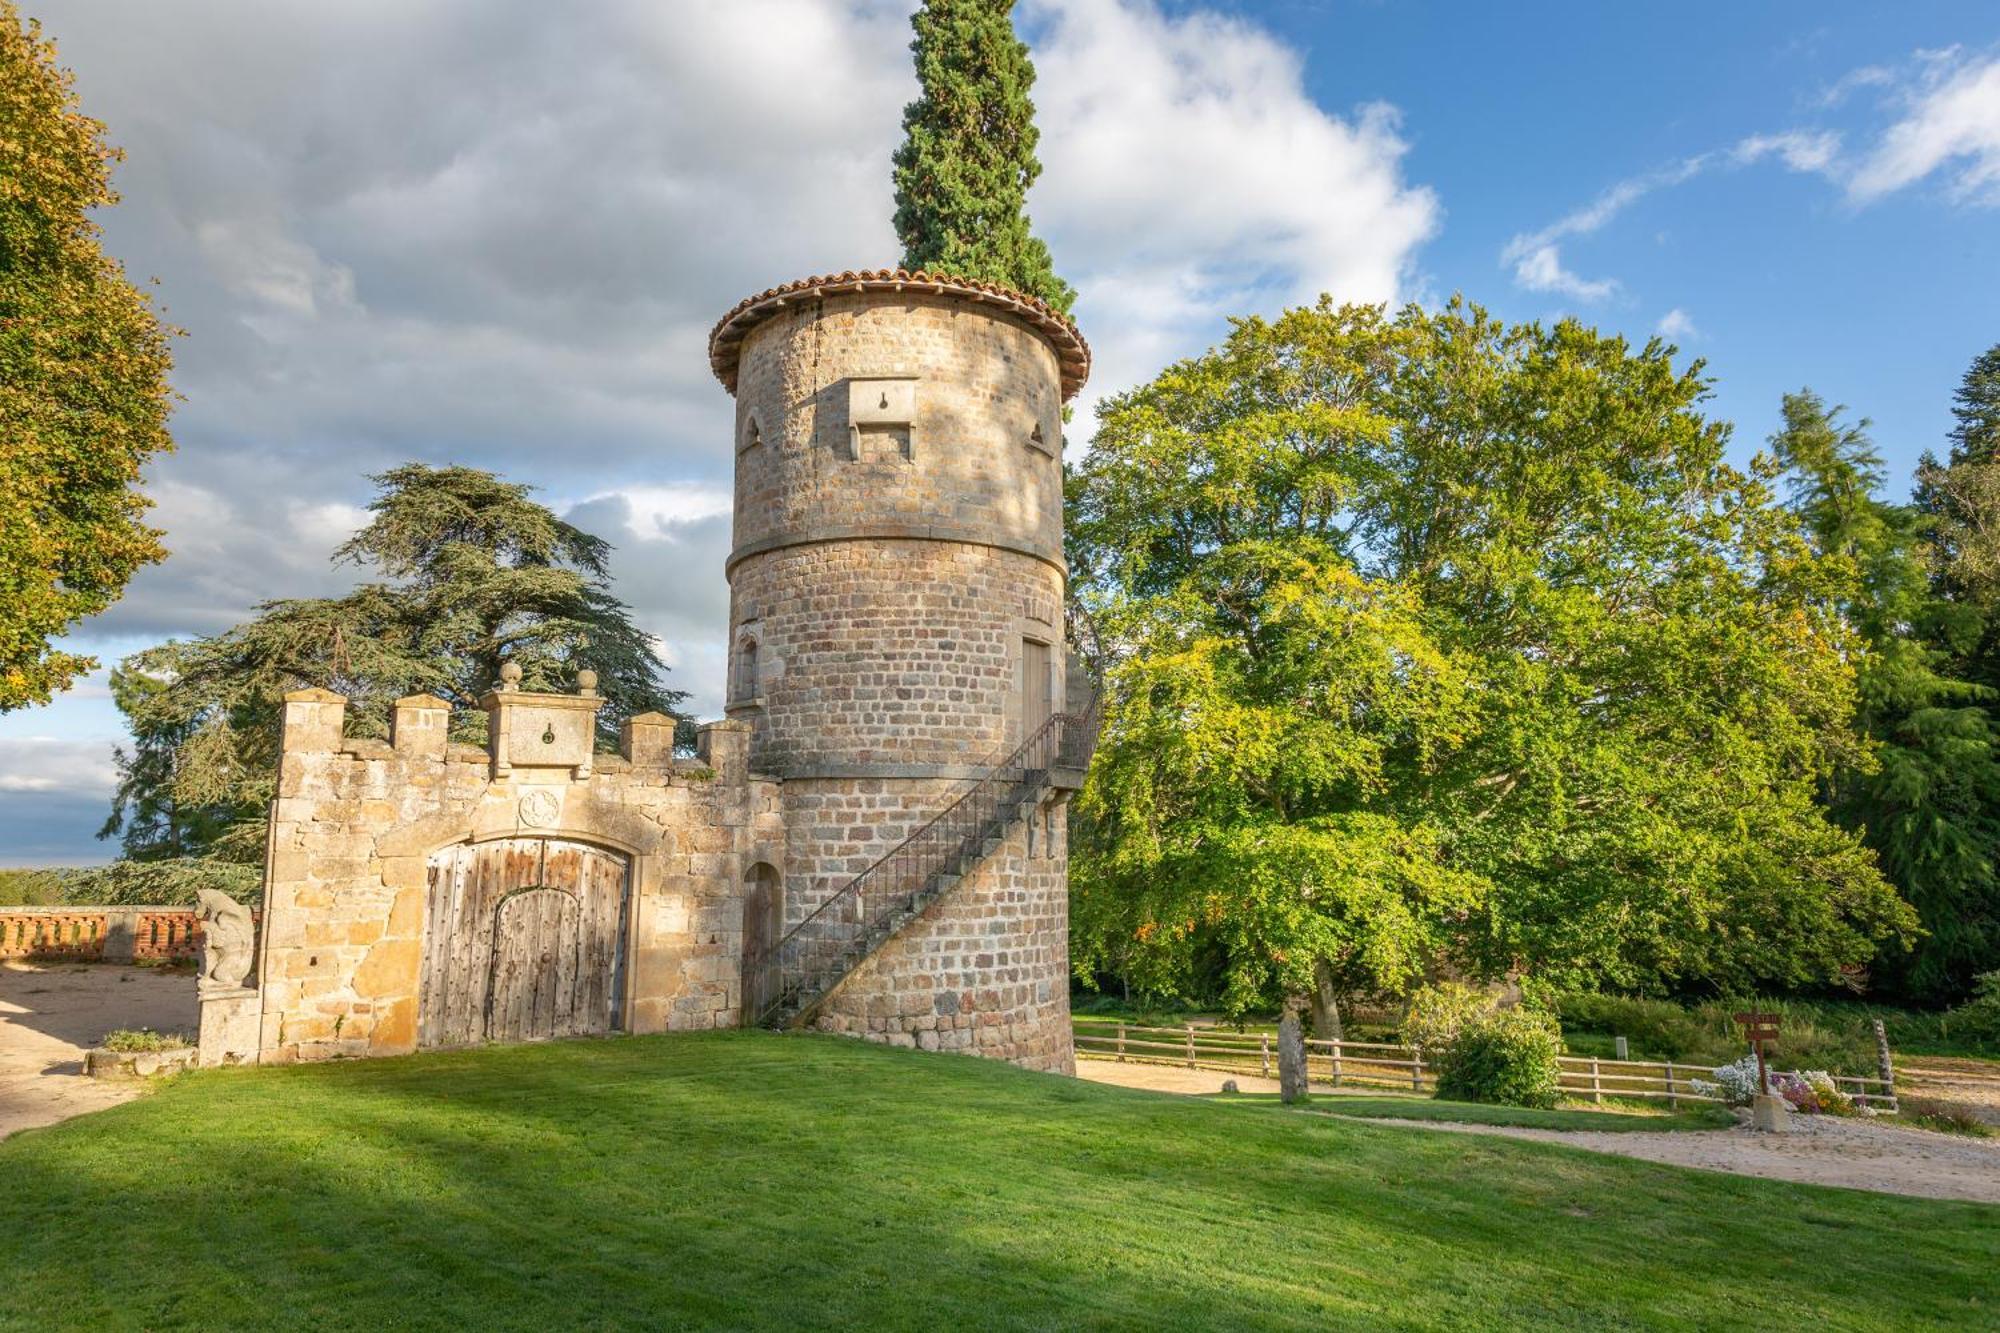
1799, 1070, 1855, 1116
1772, 1072, 1820, 1114
1690, 1055, 1765, 1107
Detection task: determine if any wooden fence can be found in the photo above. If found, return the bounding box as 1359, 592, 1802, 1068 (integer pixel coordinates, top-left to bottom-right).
0, 907, 212, 963
1073, 1021, 1900, 1111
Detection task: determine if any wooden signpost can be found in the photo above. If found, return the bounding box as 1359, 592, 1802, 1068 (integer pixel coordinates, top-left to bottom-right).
1733, 1010, 1780, 1098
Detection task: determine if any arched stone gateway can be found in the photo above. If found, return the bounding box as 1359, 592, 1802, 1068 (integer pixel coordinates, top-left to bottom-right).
417, 838, 632, 1048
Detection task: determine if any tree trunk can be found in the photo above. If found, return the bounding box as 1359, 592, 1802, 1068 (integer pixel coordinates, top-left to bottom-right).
1309, 957, 1343, 1041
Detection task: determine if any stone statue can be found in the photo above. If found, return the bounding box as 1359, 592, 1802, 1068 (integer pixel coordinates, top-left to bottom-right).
196, 889, 255, 991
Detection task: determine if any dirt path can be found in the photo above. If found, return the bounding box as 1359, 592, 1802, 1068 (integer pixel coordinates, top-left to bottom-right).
1357, 1113, 2000, 1204
1075, 1058, 1281, 1096
0, 960, 196, 1141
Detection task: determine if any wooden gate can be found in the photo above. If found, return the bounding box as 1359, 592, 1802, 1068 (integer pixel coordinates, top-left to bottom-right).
418, 838, 630, 1049
741, 863, 782, 1023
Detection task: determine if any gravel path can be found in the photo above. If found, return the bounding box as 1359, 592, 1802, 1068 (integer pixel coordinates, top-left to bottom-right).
1361, 1113, 2000, 1204
0, 960, 196, 1140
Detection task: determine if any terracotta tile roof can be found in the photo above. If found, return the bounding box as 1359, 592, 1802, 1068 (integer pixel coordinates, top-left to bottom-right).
708, 268, 1090, 401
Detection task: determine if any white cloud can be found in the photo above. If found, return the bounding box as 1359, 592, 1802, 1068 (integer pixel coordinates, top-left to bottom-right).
8, 0, 1444, 860
1812, 64, 1895, 110
1655, 308, 1698, 340
1733, 130, 1843, 174
1500, 157, 1705, 303
1027, 0, 1439, 406
1509, 243, 1617, 301
1847, 51, 2000, 204
0, 739, 119, 797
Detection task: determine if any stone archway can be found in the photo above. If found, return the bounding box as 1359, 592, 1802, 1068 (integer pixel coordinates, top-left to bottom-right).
417, 837, 631, 1048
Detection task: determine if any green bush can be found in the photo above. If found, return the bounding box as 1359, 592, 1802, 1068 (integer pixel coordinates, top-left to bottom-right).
100, 1028, 190, 1053
1553, 993, 1708, 1059
1401, 982, 1494, 1054
1938, 973, 2000, 1047
1433, 1009, 1564, 1109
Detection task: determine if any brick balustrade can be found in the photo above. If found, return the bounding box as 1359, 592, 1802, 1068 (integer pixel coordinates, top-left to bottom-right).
0, 906, 252, 963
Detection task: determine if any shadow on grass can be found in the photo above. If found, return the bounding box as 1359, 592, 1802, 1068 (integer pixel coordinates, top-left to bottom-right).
0, 1032, 1992, 1330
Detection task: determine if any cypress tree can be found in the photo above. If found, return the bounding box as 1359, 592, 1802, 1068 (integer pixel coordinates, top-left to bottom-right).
891, 0, 1075, 313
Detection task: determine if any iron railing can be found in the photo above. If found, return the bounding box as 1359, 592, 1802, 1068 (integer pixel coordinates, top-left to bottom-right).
751, 707, 1097, 1029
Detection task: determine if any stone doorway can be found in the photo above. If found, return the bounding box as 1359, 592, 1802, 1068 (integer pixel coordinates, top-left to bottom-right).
417, 837, 631, 1048
740, 863, 782, 1023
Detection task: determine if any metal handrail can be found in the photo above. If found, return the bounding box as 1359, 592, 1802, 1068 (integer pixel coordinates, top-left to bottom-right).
751, 707, 1097, 1028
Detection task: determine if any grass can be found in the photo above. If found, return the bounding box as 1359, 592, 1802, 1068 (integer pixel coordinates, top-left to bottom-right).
98, 1027, 191, 1053
1230, 1093, 1737, 1133
1, 1032, 1994, 1330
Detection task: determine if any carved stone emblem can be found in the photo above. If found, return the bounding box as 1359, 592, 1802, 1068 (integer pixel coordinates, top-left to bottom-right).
195, 889, 255, 992
518, 789, 561, 828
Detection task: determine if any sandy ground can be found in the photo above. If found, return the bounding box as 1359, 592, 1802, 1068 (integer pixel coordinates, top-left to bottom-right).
1075, 1058, 1281, 1096
0, 960, 197, 1141
1077, 1055, 2000, 1204
1364, 1114, 2000, 1205
1898, 1057, 2000, 1125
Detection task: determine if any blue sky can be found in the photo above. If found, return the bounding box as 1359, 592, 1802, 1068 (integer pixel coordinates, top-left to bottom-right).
3, 0, 1997, 865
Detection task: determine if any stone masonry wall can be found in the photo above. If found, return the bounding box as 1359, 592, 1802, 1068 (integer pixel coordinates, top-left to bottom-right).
257, 691, 782, 1063
721, 282, 1076, 1074
729, 291, 1065, 571
729, 540, 1065, 773
813, 798, 1073, 1074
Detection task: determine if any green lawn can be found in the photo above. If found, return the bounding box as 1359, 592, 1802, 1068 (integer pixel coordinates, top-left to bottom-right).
1237, 1093, 1737, 1132
0, 1033, 1992, 1330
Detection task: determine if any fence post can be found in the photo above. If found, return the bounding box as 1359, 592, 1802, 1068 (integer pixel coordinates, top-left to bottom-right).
1614, 1035, 1628, 1061
1260, 1033, 1270, 1079
1873, 1017, 1894, 1108
1665, 1060, 1678, 1111
1331, 1039, 1343, 1088
1186, 1024, 1196, 1070
1411, 1043, 1423, 1093
1590, 1056, 1603, 1104
1116, 1022, 1126, 1063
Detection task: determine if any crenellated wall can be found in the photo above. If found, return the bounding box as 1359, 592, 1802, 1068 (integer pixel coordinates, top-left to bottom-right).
254, 686, 782, 1063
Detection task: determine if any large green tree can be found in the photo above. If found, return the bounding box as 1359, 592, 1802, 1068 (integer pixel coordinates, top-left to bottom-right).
102, 465, 686, 864
1068, 299, 1917, 1020
0, 3, 176, 709
1773, 390, 2000, 1003
891, 0, 1074, 312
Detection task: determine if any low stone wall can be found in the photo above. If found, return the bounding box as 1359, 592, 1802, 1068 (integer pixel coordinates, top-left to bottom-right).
0, 906, 218, 963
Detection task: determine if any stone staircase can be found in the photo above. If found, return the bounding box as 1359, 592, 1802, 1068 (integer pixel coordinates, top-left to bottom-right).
751, 709, 1094, 1031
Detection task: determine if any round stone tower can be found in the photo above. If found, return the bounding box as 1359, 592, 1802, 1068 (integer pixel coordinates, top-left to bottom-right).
708, 269, 1089, 1073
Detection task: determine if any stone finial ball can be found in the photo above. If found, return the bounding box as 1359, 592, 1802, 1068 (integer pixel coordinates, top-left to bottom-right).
499, 660, 523, 686
576, 668, 598, 695
1221, 1079, 1240, 1095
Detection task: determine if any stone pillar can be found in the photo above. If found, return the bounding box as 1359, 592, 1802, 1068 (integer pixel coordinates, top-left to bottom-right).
698, 719, 751, 785
622, 711, 679, 766
198, 985, 261, 1068
280, 687, 347, 754
1278, 1006, 1307, 1104
391, 693, 452, 758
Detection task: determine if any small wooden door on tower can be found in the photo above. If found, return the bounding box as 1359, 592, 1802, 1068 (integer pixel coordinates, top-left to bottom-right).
418, 837, 631, 1048
1022, 638, 1053, 738
740, 862, 783, 1023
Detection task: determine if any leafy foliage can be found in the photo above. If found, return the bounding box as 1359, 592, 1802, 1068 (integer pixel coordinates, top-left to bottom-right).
1772, 390, 2000, 1004
101, 465, 685, 862
1400, 982, 1496, 1055
892, 0, 1073, 312
0, 3, 176, 709
1430, 1009, 1564, 1109
1068, 298, 1917, 1017
1940, 972, 2000, 1047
